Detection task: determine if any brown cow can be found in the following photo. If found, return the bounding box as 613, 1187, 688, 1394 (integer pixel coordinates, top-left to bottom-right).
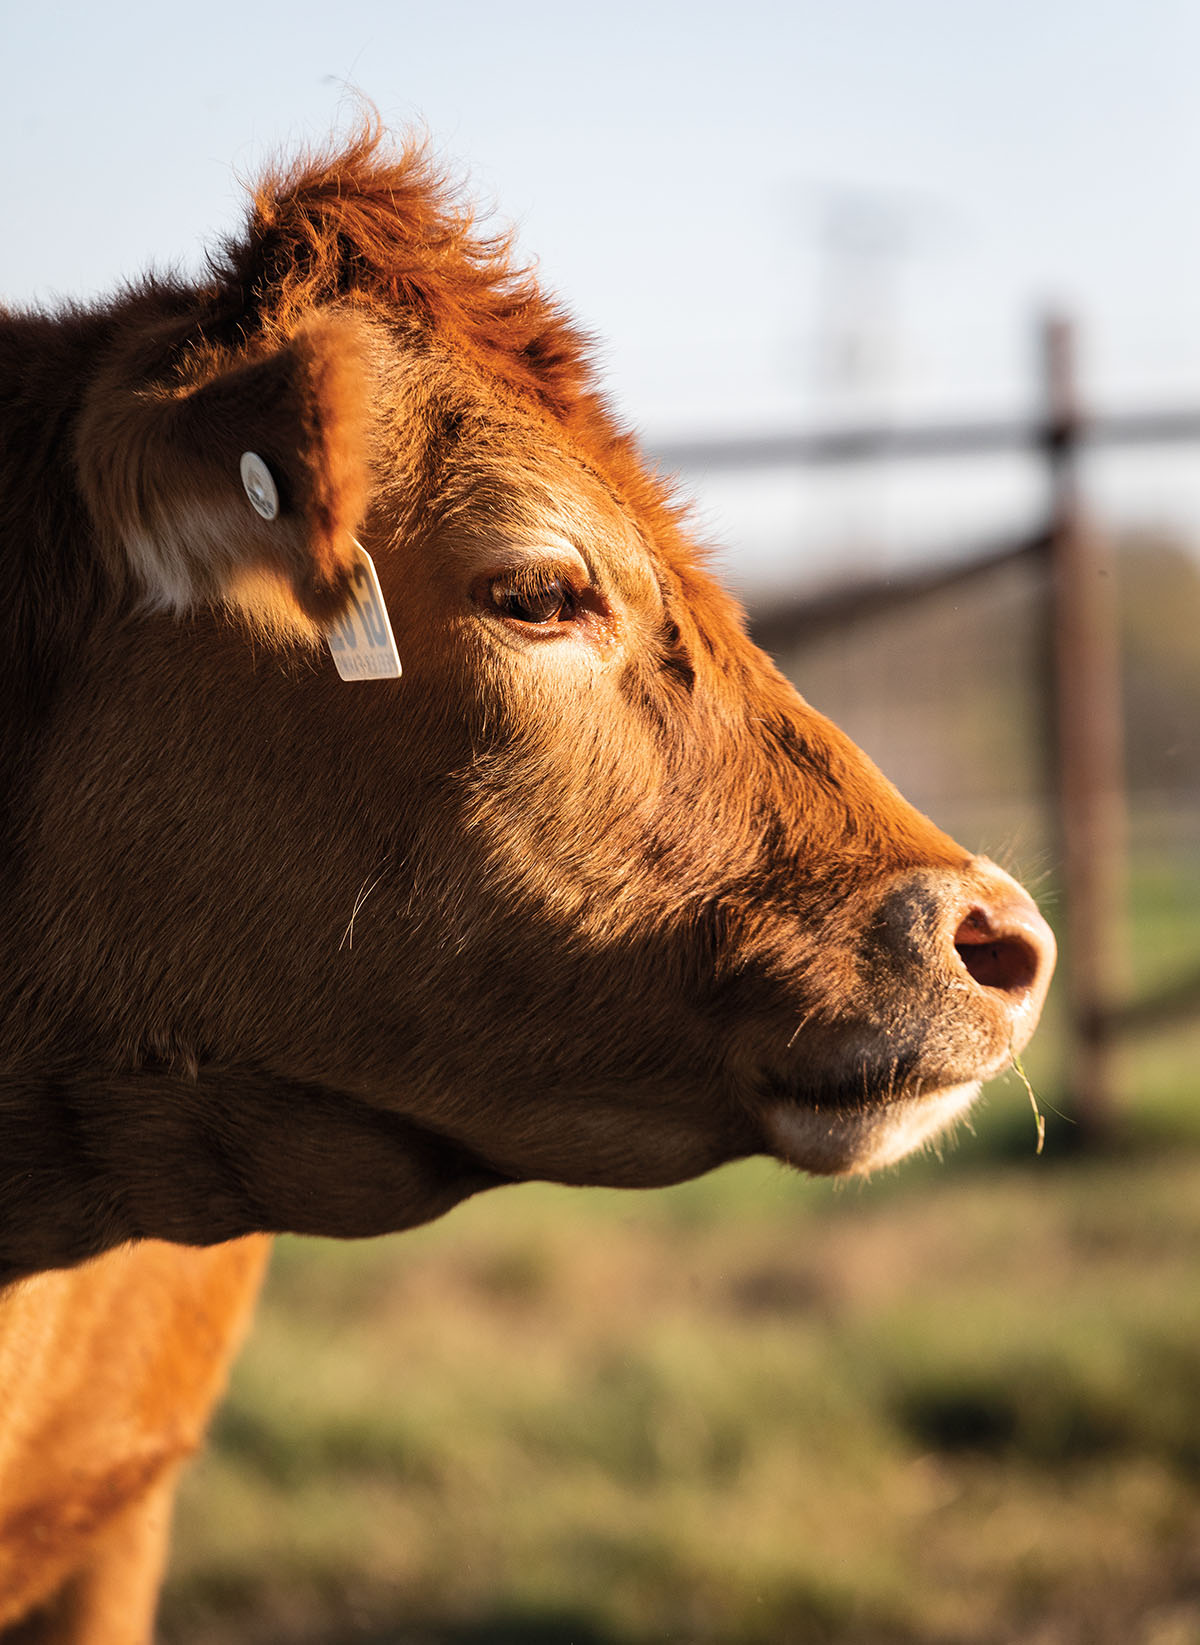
0, 123, 1054, 1638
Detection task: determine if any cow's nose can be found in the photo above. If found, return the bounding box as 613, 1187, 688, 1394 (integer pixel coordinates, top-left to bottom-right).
950, 867, 1056, 1032
856, 859, 1056, 1075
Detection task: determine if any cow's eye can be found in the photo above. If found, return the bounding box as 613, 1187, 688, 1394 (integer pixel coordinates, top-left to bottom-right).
489, 574, 577, 625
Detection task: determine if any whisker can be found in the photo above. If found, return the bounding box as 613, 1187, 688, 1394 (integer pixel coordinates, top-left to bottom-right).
785, 1004, 820, 1051
339, 863, 391, 952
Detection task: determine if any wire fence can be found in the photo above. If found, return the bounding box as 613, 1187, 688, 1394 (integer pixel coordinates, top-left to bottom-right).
653, 315, 1200, 1140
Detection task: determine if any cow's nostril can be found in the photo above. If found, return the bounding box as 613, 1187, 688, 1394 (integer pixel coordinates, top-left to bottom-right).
954, 910, 1040, 994
955, 932, 1039, 993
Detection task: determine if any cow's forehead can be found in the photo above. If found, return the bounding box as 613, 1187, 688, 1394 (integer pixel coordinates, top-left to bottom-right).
386, 354, 667, 613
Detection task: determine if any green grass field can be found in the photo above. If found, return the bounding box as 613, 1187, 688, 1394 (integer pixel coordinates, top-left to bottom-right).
158, 837, 1200, 1645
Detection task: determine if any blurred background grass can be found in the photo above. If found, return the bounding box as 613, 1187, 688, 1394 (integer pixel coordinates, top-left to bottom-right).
160, 1126, 1200, 1645
159, 534, 1200, 1645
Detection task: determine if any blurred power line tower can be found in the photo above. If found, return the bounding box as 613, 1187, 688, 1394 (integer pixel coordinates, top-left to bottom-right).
808, 188, 937, 563
814, 189, 912, 423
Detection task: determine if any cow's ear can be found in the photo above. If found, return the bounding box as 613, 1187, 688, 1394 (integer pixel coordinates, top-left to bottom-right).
77, 311, 374, 639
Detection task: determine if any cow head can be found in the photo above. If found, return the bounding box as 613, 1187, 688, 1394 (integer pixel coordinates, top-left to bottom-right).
0, 125, 1054, 1278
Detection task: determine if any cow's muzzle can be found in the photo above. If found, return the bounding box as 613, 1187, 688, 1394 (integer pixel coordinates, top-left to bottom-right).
763, 858, 1056, 1176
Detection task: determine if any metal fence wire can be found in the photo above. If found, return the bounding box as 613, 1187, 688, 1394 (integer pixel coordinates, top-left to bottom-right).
653, 315, 1200, 1140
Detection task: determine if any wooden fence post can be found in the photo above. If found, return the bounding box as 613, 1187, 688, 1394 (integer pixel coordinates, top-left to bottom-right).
1042, 313, 1128, 1143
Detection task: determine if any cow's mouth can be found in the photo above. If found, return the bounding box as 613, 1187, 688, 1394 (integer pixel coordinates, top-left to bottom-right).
761, 1079, 982, 1177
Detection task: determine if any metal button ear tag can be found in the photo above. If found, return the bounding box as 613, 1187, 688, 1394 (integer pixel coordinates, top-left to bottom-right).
239, 452, 279, 521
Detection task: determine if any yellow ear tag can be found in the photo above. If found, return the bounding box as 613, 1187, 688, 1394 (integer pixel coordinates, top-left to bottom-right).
325, 539, 402, 681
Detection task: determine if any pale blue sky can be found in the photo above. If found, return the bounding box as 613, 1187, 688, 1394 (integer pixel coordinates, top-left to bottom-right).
5, 0, 1200, 589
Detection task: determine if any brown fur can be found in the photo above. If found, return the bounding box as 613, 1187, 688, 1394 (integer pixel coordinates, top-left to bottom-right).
0, 121, 1053, 1635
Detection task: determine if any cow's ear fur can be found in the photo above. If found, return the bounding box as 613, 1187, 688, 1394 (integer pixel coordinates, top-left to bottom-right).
76, 311, 374, 640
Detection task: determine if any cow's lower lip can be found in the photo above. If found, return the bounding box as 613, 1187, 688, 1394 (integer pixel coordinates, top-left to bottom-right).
762, 1081, 981, 1177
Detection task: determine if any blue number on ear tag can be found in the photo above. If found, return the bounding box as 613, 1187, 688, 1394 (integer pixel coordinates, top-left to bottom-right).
325, 540, 402, 681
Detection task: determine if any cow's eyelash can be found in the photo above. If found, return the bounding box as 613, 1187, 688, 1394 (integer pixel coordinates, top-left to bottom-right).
487, 569, 580, 625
